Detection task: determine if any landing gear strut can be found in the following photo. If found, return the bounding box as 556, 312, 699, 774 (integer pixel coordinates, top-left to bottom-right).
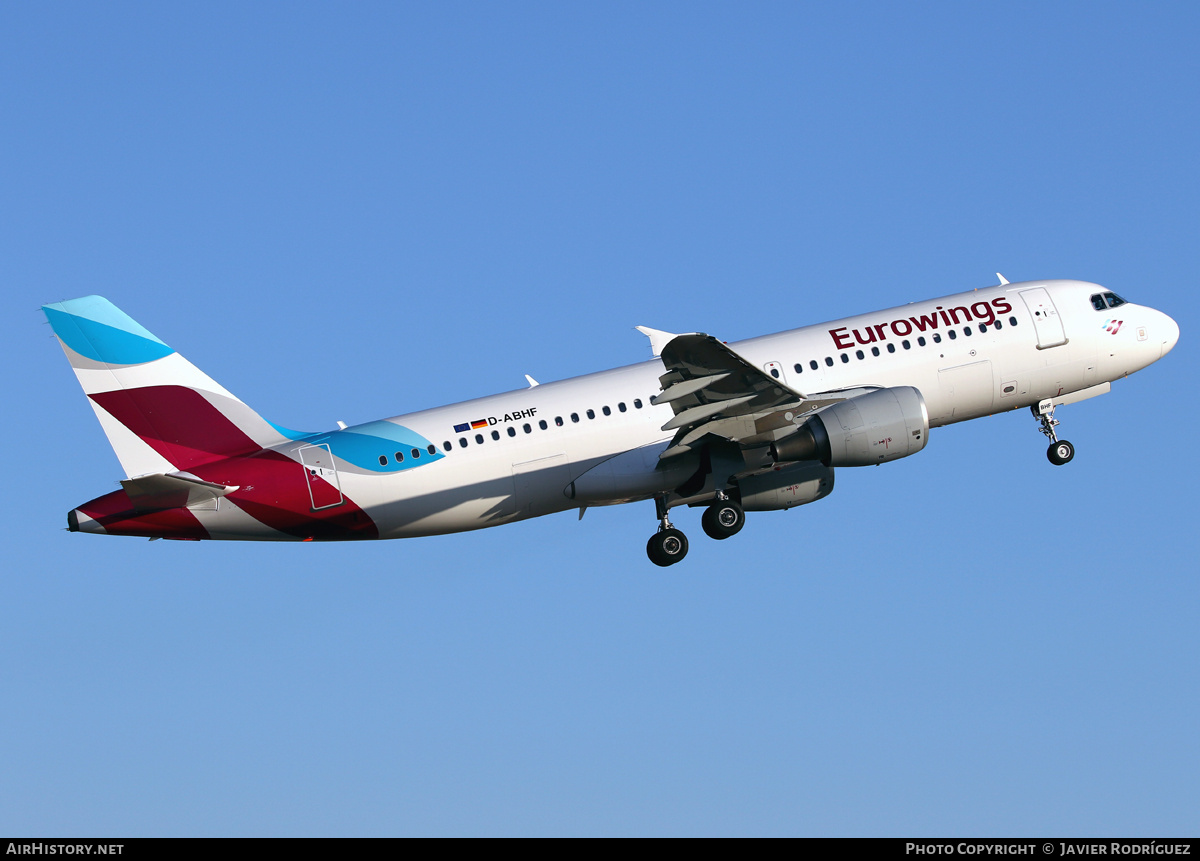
701, 494, 745, 541
646, 495, 688, 567
1033, 401, 1075, 466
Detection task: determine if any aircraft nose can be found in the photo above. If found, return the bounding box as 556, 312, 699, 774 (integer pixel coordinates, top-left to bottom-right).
1160, 311, 1180, 358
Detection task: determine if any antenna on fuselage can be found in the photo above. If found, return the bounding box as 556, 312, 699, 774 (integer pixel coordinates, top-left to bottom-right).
996, 273, 1010, 285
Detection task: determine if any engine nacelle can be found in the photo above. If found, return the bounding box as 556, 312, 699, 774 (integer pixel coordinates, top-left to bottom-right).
737, 461, 834, 511
771, 386, 929, 467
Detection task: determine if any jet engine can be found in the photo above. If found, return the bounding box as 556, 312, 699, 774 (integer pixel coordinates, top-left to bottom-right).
770, 386, 929, 467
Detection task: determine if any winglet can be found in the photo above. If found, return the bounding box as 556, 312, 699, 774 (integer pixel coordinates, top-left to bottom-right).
635, 326, 679, 358
996, 272, 1010, 285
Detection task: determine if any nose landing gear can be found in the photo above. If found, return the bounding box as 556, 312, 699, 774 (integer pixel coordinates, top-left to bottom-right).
1033, 401, 1075, 465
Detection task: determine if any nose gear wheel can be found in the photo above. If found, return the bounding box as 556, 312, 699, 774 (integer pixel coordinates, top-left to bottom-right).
1032, 402, 1075, 467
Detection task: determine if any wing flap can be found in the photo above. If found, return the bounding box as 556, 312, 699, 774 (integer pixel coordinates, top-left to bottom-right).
650, 332, 871, 459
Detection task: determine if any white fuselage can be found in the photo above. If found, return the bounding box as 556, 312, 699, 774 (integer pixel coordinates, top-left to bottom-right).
193, 279, 1178, 540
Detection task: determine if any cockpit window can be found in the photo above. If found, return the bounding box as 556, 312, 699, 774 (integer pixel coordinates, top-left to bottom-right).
1104, 291, 1126, 308
1091, 294, 1107, 311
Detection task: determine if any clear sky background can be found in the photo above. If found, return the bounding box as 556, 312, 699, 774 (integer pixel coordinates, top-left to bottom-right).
2, 1, 1197, 837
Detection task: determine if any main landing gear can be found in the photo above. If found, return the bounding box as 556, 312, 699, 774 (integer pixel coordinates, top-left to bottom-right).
646, 494, 746, 566
1033, 401, 1075, 466
701, 493, 745, 541
647, 496, 688, 567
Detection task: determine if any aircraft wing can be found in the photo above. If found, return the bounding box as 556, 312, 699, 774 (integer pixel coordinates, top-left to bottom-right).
650, 332, 861, 458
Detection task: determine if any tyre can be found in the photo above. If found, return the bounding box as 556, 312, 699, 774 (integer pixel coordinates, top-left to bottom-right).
1047, 440, 1075, 465
647, 528, 689, 566
701, 500, 745, 540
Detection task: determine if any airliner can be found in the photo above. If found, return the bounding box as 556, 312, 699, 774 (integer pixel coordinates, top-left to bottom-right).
43, 276, 1178, 565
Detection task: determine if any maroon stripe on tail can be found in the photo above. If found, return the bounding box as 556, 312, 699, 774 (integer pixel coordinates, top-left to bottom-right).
90, 385, 262, 469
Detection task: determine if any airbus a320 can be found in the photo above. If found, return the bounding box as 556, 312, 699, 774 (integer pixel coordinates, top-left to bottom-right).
43, 276, 1178, 565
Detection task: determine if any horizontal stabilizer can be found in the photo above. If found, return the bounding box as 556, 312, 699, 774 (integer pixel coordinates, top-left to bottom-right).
120, 473, 238, 513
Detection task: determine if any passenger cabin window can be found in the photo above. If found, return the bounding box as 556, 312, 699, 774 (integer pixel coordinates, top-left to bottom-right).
887, 343, 896, 353
378, 455, 387, 466
634, 399, 643, 409
871, 346, 880, 356
793, 363, 803, 373
475, 434, 484, 444
427, 444, 435, 455
395, 451, 405, 462
412, 448, 422, 458
540, 419, 549, 430
856, 349, 864, 360
602, 405, 611, 416
507, 427, 516, 437
524, 423, 532, 433
571, 413, 579, 423
586, 409, 595, 420
618, 402, 627, 412
917, 336, 926, 346
555, 416, 564, 426
824, 356, 834, 367
948, 330, 957, 340
902, 339, 911, 349
490, 430, 499, 441
459, 438, 468, 448
810, 360, 819, 370
443, 441, 452, 452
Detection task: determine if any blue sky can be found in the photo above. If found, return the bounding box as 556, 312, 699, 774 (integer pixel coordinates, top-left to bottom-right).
2, 2, 1197, 836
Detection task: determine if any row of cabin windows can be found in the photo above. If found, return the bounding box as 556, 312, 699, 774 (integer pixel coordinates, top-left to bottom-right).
788, 317, 1020, 375
381, 308, 1034, 464
438, 398, 648, 454
380, 444, 438, 466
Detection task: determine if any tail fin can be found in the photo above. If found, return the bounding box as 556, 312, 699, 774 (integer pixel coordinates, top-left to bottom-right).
43, 296, 289, 478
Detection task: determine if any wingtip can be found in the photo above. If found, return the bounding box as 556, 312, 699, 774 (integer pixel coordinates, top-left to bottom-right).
635, 325, 679, 358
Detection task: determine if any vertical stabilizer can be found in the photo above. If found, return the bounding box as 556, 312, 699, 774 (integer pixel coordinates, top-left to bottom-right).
43, 296, 288, 477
